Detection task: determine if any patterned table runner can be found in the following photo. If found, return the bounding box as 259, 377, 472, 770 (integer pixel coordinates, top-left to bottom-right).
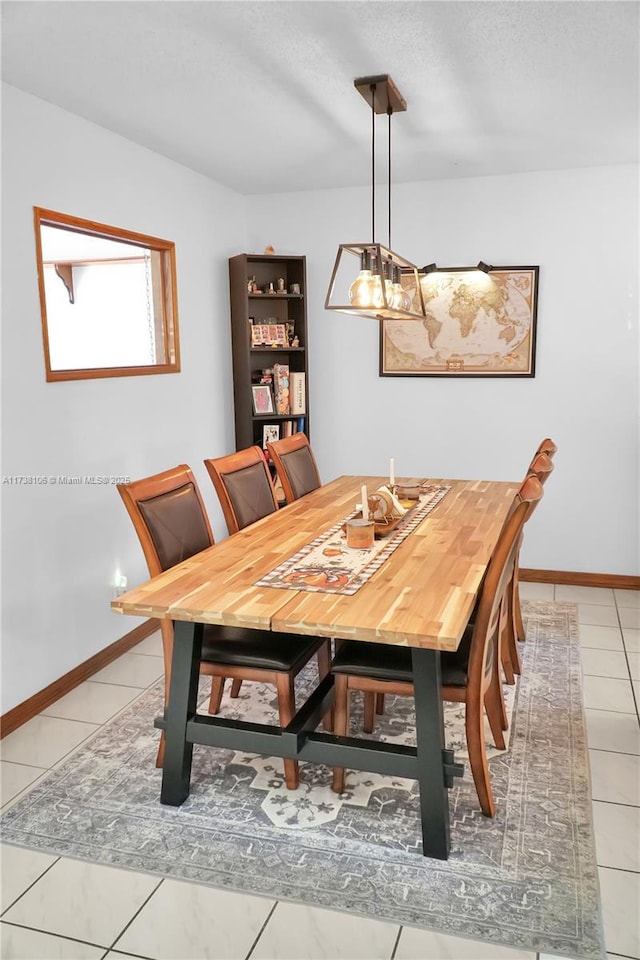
256, 485, 451, 596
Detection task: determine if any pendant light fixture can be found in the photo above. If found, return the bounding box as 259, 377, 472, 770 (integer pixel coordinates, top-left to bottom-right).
325, 75, 426, 321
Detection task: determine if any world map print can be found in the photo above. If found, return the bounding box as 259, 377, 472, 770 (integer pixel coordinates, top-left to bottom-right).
382, 267, 539, 376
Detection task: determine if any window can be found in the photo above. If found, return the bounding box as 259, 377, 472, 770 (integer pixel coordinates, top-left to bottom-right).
34, 208, 181, 381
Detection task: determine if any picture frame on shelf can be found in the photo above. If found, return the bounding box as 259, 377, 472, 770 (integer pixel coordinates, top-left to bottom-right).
262, 424, 280, 447
251, 323, 288, 348
251, 384, 274, 414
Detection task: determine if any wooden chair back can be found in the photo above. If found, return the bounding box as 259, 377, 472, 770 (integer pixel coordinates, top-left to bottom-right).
467, 475, 544, 694
117, 465, 215, 715
266, 432, 321, 504
527, 451, 554, 485
204, 446, 279, 535
535, 437, 558, 458
117, 465, 214, 577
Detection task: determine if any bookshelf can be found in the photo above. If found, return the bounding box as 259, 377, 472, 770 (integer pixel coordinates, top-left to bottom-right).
228, 253, 310, 455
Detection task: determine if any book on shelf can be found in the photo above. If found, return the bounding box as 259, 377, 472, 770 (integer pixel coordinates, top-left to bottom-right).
273, 363, 290, 415
290, 371, 306, 415
279, 418, 306, 438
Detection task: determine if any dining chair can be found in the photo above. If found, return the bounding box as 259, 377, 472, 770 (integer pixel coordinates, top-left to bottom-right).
506, 445, 557, 671
330, 474, 544, 817
266, 432, 321, 504
534, 437, 558, 459
118, 464, 331, 786
203, 445, 280, 701
204, 445, 279, 536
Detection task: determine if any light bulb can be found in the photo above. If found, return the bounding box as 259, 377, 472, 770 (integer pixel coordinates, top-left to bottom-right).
348, 269, 375, 306
348, 250, 383, 309
391, 266, 411, 312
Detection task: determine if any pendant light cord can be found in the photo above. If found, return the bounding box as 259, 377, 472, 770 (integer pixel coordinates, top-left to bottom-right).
370, 83, 376, 245
388, 106, 392, 249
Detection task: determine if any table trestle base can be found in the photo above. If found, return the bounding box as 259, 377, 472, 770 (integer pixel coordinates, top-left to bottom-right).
158, 622, 464, 859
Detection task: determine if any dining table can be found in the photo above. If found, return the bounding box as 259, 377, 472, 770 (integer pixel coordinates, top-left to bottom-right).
111, 474, 519, 860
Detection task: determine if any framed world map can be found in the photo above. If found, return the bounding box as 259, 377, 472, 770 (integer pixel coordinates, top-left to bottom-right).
380, 265, 539, 377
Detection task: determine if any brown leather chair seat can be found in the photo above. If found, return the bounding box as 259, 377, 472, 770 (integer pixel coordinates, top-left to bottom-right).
331, 632, 473, 688
201, 624, 326, 673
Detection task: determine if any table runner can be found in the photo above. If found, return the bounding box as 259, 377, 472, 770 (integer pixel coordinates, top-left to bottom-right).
256, 484, 450, 595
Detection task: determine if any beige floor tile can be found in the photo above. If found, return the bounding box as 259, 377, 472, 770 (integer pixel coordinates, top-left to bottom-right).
583, 676, 636, 714
252, 901, 399, 959
90, 652, 163, 688
42, 681, 144, 724
623, 628, 640, 653
0, 844, 57, 912
593, 800, 640, 871
518, 581, 554, 601
396, 926, 535, 958
619, 607, 640, 630
3, 857, 160, 947
627, 653, 640, 682
599, 867, 640, 958
0, 922, 104, 959
115, 879, 274, 960
132, 630, 163, 657
581, 648, 629, 679
1, 761, 46, 808
0, 715, 98, 768
589, 750, 640, 806
585, 709, 640, 754
578, 604, 619, 627
556, 584, 615, 605
580, 624, 624, 650
106, 953, 150, 959
615, 589, 640, 608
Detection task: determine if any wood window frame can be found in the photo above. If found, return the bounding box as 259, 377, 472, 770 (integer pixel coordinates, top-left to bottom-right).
34, 207, 181, 382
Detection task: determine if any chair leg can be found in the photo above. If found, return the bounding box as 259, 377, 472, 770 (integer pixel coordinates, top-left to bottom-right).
375, 692, 385, 715
207, 676, 225, 714
465, 699, 496, 817
275, 673, 299, 790
156, 732, 165, 768
513, 577, 526, 642
484, 683, 506, 751
317, 641, 333, 731
230, 679, 242, 698
491, 628, 509, 732
504, 583, 522, 676
499, 598, 516, 685
331, 675, 350, 794
363, 692, 376, 733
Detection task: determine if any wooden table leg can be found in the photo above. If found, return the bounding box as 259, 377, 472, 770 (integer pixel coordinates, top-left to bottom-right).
160, 620, 203, 806
411, 647, 451, 860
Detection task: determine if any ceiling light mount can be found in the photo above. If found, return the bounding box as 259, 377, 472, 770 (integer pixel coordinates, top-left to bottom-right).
354, 75, 407, 114
325, 74, 425, 321
477, 261, 494, 273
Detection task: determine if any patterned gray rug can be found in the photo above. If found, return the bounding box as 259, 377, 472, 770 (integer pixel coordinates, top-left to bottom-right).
1, 601, 604, 959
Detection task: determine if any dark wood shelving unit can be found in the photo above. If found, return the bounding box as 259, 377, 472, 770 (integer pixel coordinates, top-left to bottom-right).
228, 254, 310, 452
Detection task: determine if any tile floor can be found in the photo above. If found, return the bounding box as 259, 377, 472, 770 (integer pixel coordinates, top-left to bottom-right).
1, 584, 639, 960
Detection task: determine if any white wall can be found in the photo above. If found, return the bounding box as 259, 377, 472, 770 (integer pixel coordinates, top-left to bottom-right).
247, 166, 639, 576
2, 83, 638, 715
1, 84, 245, 711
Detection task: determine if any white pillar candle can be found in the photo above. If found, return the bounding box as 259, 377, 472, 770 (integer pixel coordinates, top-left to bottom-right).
360, 484, 369, 521
389, 458, 395, 486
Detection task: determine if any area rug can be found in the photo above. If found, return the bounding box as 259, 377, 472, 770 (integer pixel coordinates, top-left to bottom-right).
1, 601, 604, 960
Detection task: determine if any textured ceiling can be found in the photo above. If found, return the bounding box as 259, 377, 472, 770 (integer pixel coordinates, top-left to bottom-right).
2, 1, 638, 195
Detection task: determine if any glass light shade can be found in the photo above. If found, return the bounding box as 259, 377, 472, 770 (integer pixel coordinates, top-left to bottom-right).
325, 243, 426, 320
348, 269, 375, 306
